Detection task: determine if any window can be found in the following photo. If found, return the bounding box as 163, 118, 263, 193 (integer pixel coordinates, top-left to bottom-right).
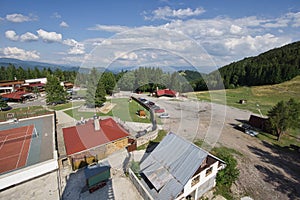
191, 176, 200, 187
205, 167, 213, 177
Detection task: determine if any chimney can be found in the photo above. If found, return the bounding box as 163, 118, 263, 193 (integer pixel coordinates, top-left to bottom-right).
93, 114, 100, 131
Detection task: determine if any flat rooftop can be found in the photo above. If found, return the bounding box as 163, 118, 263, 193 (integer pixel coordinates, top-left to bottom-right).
0, 114, 58, 190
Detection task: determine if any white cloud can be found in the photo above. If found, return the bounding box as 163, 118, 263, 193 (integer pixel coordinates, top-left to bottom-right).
3, 47, 40, 60
6, 13, 37, 23
144, 6, 205, 21
63, 39, 85, 55
5, 30, 19, 41
230, 25, 242, 34
87, 24, 130, 32
20, 32, 39, 42
51, 12, 61, 19
37, 29, 62, 43
114, 51, 138, 60
60, 21, 69, 28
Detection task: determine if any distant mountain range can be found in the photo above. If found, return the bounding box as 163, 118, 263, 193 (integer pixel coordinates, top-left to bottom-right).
0, 57, 206, 74
0, 58, 81, 72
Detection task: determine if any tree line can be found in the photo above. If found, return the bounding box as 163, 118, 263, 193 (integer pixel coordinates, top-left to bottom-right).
217, 41, 300, 88
0, 64, 76, 83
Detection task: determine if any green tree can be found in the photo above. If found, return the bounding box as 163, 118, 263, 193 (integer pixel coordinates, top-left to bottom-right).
267, 98, 300, 141
85, 68, 106, 108
95, 81, 106, 107
45, 75, 67, 105
101, 72, 116, 95
117, 71, 135, 91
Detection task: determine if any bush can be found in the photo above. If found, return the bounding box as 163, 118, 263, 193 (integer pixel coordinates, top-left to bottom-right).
211, 147, 240, 199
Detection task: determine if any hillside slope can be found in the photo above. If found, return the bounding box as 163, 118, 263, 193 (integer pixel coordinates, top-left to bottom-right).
190, 75, 300, 115
218, 41, 300, 88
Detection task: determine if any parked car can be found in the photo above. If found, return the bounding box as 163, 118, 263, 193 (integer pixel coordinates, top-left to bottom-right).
159, 113, 170, 118
1, 106, 12, 111
245, 129, 259, 137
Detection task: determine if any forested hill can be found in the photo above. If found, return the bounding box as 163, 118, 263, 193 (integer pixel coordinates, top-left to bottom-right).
218, 41, 300, 88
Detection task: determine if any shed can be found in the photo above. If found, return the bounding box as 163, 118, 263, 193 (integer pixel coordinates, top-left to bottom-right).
84, 162, 111, 190
136, 110, 146, 117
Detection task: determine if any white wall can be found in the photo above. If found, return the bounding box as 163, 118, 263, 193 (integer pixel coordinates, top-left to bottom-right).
0, 159, 58, 190
177, 160, 224, 199
25, 78, 47, 84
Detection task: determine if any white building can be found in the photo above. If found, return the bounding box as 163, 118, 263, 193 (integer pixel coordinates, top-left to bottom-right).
137, 133, 226, 200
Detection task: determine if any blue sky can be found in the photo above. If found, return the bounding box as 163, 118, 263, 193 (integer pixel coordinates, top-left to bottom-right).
0, 0, 299, 72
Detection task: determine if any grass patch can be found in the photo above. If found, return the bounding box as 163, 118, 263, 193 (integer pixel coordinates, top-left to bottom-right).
64, 98, 151, 123
257, 128, 300, 148
48, 101, 84, 111
137, 129, 167, 150
188, 75, 300, 116
0, 106, 52, 121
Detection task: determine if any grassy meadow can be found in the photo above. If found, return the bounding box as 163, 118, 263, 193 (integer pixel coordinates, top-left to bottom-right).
188, 76, 300, 116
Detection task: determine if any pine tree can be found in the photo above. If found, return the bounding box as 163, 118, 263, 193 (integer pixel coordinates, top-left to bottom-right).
45, 75, 67, 105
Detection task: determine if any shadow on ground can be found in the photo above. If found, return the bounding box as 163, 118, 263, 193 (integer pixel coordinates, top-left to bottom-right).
248, 141, 300, 199
62, 168, 115, 200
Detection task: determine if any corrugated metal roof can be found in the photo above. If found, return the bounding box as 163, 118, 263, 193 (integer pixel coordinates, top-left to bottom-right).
140, 132, 208, 200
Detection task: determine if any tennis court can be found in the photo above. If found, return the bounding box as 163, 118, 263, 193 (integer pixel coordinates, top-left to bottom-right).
0, 125, 36, 174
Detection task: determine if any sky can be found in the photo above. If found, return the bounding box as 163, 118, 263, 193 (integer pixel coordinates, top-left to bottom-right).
0, 0, 300, 72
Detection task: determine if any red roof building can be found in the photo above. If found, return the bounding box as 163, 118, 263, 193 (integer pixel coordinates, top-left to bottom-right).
63, 118, 130, 156
156, 89, 177, 97
1, 91, 29, 100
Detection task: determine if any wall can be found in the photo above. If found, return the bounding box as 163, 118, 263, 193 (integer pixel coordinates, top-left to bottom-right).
181, 160, 221, 199
69, 138, 129, 170
128, 168, 154, 200
0, 159, 58, 190
136, 129, 158, 147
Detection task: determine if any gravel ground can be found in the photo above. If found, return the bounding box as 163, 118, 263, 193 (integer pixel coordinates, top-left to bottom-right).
135, 94, 300, 200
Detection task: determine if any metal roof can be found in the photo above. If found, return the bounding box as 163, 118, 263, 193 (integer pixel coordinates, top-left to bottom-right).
140, 132, 208, 200
84, 161, 111, 179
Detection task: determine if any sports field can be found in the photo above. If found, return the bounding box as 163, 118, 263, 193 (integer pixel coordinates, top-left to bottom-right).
0, 115, 54, 174
0, 125, 35, 173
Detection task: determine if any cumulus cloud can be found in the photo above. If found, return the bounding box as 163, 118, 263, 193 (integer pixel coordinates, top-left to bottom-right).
60, 21, 69, 28
5, 30, 19, 41
230, 24, 242, 34
37, 29, 62, 43
20, 32, 39, 42
3, 47, 40, 60
144, 6, 205, 21
6, 13, 37, 23
87, 24, 130, 32
63, 39, 85, 55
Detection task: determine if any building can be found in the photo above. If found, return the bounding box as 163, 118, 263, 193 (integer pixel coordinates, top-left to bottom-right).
0, 113, 58, 192
62, 117, 130, 170
155, 89, 177, 97
136, 133, 225, 200
248, 115, 268, 131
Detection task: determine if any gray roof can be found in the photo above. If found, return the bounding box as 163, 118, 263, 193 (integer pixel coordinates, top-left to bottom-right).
140, 132, 208, 200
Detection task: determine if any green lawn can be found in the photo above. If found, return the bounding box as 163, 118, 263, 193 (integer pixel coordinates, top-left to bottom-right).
137, 130, 167, 150
48, 101, 85, 111
64, 98, 151, 123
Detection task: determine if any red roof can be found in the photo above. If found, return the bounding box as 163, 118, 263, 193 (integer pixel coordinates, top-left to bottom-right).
156, 89, 177, 97
1, 91, 28, 100
29, 83, 45, 87
62, 118, 130, 155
